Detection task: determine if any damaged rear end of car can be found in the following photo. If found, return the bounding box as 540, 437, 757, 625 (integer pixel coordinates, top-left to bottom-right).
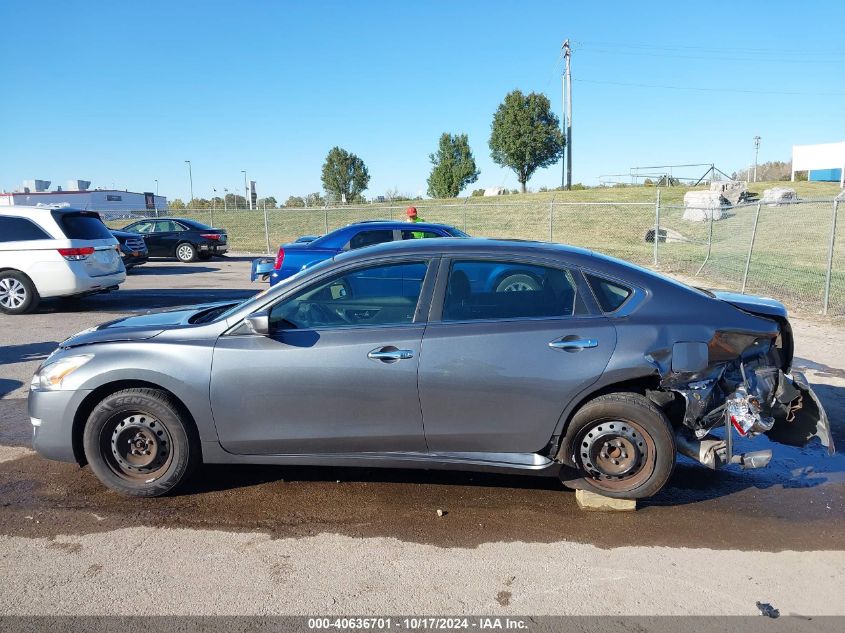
653, 291, 834, 472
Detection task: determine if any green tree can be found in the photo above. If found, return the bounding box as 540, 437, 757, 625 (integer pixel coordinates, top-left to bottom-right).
284, 195, 305, 208
321, 146, 370, 204
426, 133, 480, 198
258, 196, 278, 209
489, 90, 564, 193
168, 198, 186, 210
305, 192, 325, 207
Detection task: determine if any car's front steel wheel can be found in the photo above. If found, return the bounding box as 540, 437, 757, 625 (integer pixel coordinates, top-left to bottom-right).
83, 388, 200, 497
565, 392, 675, 499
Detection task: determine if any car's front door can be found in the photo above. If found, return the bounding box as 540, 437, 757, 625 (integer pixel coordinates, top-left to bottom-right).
210, 259, 435, 454
418, 258, 618, 454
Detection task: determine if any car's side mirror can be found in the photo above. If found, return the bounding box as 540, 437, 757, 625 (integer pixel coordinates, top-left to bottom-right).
244, 310, 270, 336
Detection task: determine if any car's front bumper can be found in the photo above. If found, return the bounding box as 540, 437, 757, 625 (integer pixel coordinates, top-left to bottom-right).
29, 388, 92, 463
121, 251, 149, 268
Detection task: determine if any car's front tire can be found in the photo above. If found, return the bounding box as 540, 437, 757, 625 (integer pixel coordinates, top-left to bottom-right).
0, 270, 39, 315
564, 392, 675, 499
175, 242, 197, 263
82, 388, 200, 497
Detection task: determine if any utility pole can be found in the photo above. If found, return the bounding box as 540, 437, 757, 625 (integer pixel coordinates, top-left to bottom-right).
563, 40, 572, 191
185, 160, 193, 205
241, 170, 249, 210
155, 179, 159, 196
753, 136, 761, 183
223, 188, 228, 212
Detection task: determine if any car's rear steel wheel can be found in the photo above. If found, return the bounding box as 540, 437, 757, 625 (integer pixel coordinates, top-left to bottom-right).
564, 392, 675, 499
575, 418, 656, 493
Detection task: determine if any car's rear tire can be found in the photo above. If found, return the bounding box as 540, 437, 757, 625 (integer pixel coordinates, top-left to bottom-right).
82, 388, 200, 497
0, 270, 39, 315
496, 273, 540, 292
175, 242, 197, 263
564, 392, 675, 499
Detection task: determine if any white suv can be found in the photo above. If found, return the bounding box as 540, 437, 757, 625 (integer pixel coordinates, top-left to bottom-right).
0, 206, 126, 314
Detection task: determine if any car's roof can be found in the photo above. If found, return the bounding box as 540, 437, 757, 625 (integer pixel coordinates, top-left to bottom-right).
342, 220, 458, 231
338, 237, 594, 261
0, 205, 94, 216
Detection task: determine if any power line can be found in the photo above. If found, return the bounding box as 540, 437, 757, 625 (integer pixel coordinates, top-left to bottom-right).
579, 46, 842, 65
573, 78, 845, 97
573, 39, 845, 57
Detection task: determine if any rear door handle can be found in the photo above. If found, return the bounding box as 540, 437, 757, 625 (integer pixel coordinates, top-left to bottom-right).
549, 338, 598, 352
367, 347, 415, 363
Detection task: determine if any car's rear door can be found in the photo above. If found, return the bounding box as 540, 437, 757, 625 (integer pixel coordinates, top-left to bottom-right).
210, 257, 436, 454
417, 257, 617, 453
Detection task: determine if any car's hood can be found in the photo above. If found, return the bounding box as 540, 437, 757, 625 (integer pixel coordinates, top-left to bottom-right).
711, 290, 788, 319
60, 301, 236, 348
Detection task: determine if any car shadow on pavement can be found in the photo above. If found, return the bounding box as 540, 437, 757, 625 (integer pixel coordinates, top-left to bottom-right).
179, 464, 567, 497
0, 380, 24, 398
131, 264, 219, 275
37, 289, 257, 313
0, 342, 59, 366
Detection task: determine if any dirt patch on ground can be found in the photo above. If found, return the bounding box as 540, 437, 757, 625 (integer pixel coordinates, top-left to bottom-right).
0, 452, 841, 551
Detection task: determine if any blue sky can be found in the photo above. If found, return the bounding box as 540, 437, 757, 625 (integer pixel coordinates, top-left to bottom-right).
1, 0, 843, 201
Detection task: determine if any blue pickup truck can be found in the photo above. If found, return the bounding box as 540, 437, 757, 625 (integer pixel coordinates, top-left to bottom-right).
252, 221, 468, 286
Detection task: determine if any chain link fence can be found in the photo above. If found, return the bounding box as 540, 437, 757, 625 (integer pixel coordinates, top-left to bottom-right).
101, 194, 843, 316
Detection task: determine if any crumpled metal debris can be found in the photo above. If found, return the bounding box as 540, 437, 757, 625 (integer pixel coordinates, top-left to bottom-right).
727, 386, 774, 437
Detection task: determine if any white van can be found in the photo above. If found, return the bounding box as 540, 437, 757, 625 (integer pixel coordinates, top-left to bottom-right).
0, 206, 126, 314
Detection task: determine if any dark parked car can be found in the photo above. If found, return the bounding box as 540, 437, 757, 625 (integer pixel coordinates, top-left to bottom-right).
30, 238, 833, 499
119, 218, 228, 262
251, 220, 467, 284
110, 230, 148, 270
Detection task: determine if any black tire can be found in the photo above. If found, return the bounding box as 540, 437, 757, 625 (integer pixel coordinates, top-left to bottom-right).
82, 388, 200, 497
564, 392, 675, 499
0, 270, 39, 315
175, 242, 197, 263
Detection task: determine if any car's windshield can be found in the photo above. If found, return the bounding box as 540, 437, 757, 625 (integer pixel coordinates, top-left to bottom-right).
213, 258, 337, 322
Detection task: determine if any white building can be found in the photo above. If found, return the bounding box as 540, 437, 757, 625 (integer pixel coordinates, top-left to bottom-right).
791, 141, 845, 188
0, 179, 167, 214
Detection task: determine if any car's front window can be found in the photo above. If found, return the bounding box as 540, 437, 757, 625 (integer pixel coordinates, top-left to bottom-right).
268, 261, 428, 330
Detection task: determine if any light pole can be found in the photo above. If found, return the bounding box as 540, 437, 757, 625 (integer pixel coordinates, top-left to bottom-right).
185, 160, 193, 206
753, 136, 761, 183
223, 188, 228, 212
155, 179, 159, 196
242, 170, 248, 210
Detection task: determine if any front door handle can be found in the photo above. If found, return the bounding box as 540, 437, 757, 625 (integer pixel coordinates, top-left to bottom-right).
367, 347, 415, 363
549, 337, 598, 352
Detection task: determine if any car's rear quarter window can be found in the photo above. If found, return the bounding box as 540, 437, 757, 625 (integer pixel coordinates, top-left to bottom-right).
52, 211, 114, 240
0, 217, 52, 242
585, 274, 632, 312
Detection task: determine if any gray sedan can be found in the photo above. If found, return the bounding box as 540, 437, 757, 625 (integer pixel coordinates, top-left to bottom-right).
29, 238, 834, 499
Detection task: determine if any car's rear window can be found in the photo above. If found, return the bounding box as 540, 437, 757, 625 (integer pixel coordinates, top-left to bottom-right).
52, 211, 114, 240
585, 274, 632, 312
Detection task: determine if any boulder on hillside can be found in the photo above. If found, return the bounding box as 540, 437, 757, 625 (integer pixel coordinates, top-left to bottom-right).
710, 180, 747, 205
761, 187, 798, 205
683, 191, 726, 222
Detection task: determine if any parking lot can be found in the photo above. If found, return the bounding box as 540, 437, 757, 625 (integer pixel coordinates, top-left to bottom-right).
1, 256, 844, 615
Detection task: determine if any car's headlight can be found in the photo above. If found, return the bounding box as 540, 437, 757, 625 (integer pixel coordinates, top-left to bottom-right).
30, 355, 93, 391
